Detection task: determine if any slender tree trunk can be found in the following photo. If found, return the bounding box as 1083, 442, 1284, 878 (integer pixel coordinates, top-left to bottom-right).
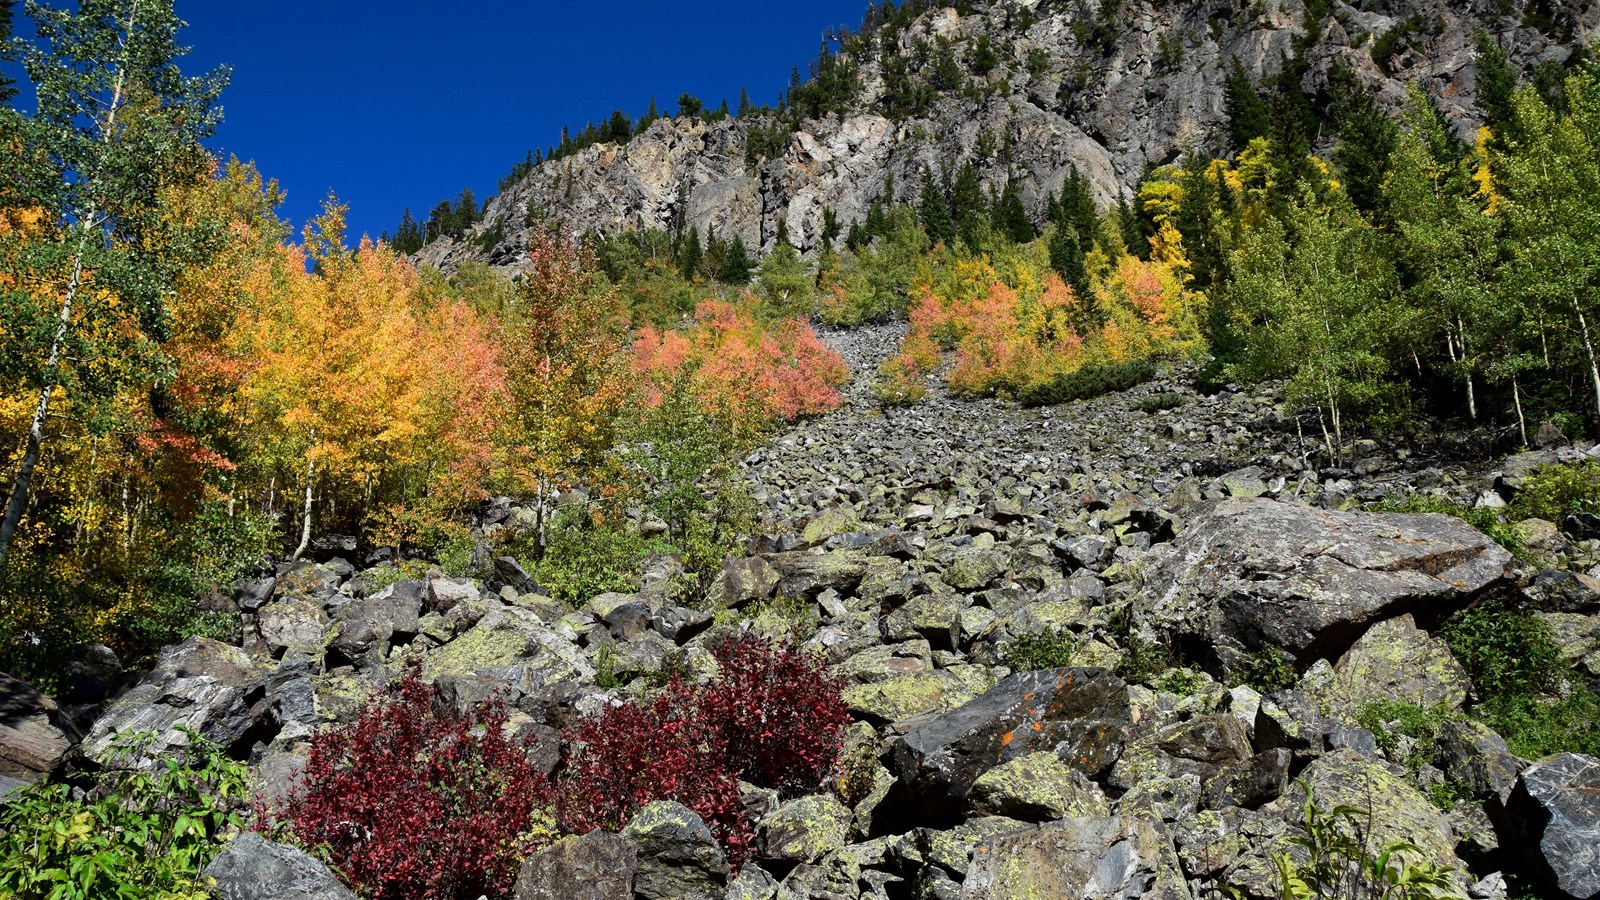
291, 458, 315, 562
1514, 375, 1529, 447
1572, 297, 1600, 422
1458, 318, 1478, 422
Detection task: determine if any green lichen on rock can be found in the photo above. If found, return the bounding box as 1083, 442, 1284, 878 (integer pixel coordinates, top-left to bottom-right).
760, 794, 852, 863
842, 671, 977, 723
969, 752, 1111, 821
802, 507, 861, 545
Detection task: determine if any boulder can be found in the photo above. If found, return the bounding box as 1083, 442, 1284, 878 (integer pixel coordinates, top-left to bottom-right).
802, 507, 862, 546
204, 833, 356, 899
1322, 614, 1470, 717
962, 815, 1189, 900
421, 606, 591, 686
623, 801, 729, 900
969, 751, 1112, 821
0, 674, 71, 784
1437, 720, 1522, 806
769, 550, 869, 599
514, 830, 637, 900
886, 668, 1130, 823
1134, 499, 1510, 668
83, 637, 264, 770
759, 794, 852, 863
1506, 753, 1600, 900
1110, 714, 1254, 792
257, 595, 330, 659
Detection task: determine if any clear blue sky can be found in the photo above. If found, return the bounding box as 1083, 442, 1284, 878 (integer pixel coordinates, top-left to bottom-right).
12, 0, 872, 241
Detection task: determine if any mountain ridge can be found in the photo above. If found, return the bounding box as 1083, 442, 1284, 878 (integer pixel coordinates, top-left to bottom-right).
416, 0, 1596, 275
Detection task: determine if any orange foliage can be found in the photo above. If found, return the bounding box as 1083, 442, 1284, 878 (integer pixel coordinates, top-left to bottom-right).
632, 298, 849, 431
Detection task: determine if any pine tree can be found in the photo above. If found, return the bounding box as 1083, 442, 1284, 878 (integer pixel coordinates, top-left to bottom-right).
606, 109, 631, 143
1118, 197, 1147, 259
720, 234, 754, 284
393, 208, 424, 255
1049, 224, 1089, 300
918, 166, 955, 246
1224, 60, 1271, 153
679, 226, 703, 280
1330, 66, 1399, 217
995, 179, 1034, 243
1473, 29, 1518, 136
738, 87, 752, 117
0, 0, 229, 573
950, 161, 986, 243
1056, 165, 1098, 247
678, 93, 703, 118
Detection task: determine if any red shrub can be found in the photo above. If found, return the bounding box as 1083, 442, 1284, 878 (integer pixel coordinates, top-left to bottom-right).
555, 635, 850, 866
268, 664, 549, 900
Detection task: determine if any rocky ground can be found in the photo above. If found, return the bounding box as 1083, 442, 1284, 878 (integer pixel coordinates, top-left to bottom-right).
6, 327, 1600, 900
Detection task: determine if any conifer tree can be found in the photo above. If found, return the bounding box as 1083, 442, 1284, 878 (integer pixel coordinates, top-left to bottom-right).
950, 161, 987, 247
678, 93, 703, 118
1056, 165, 1098, 247
995, 179, 1034, 243
918, 165, 955, 246
1224, 60, 1271, 153
680, 226, 703, 280
393, 208, 424, 255
720, 234, 754, 284
0, 0, 229, 573
1473, 29, 1518, 136
1331, 66, 1399, 217
738, 87, 752, 117
1048, 223, 1089, 300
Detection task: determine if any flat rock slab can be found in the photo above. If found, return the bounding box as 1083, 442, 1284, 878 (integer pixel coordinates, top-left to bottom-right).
1135, 499, 1511, 666
886, 668, 1129, 824
514, 830, 637, 900
962, 815, 1186, 900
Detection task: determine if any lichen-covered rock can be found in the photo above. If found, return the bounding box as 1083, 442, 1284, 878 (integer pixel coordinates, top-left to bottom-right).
802, 507, 862, 547
83, 637, 265, 770
962, 815, 1190, 900
944, 548, 1008, 591
969, 751, 1111, 821
622, 801, 729, 900
1321, 614, 1471, 717
886, 668, 1130, 823
759, 794, 852, 863
421, 606, 590, 686
1506, 753, 1600, 900
883, 594, 966, 650
770, 550, 869, 599
1134, 499, 1511, 668
204, 833, 356, 900
513, 830, 636, 900
1110, 714, 1253, 793
841, 667, 992, 724
1284, 750, 1464, 874
708, 556, 781, 609
257, 595, 329, 659
1437, 719, 1522, 806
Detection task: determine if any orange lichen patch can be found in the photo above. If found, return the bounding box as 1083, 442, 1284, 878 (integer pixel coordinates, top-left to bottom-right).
1033, 722, 1043, 731
1001, 732, 1015, 746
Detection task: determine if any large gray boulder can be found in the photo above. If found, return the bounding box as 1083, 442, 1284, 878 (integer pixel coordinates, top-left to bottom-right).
514, 830, 637, 900
1134, 499, 1511, 669
204, 833, 356, 900
622, 801, 729, 900
1506, 753, 1600, 900
962, 815, 1190, 900
886, 668, 1130, 823
83, 637, 265, 770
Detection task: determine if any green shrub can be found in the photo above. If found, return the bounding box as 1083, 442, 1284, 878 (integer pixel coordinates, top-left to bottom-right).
1003, 630, 1078, 672
1154, 667, 1207, 696
1514, 460, 1600, 525
1134, 392, 1187, 413
0, 729, 249, 899
1269, 780, 1462, 900
1476, 689, 1600, 760
1443, 598, 1564, 700
1357, 701, 1460, 771
1371, 492, 1526, 557
1018, 359, 1158, 407
530, 509, 652, 605
1119, 637, 1173, 684
1237, 645, 1298, 693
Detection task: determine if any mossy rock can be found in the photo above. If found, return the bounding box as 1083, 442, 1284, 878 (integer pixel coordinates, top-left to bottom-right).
970, 752, 1111, 821
759, 794, 852, 863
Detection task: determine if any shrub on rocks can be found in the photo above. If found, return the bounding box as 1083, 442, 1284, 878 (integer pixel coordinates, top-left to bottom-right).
555, 635, 850, 865
267, 662, 553, 900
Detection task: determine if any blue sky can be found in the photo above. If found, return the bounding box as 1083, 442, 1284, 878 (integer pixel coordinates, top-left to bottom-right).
9, 0, 872, 241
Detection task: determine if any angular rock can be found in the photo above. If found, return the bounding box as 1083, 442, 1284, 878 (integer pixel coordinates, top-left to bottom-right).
1110, 714, 1253, 792
944, 548, 1007, 591
886, 668, 1130, 823
623, 801, 729, 900
709, 556, 782, 610
514, 830, 637, 900
83, 637, 264, 770
759, 794, 852, 863
1201, 749, 1292, 811
421, 606, 591, 686
1438, 720, 1522, 806
1506, 753, 1600, 900
969, 751, 1111, 821
802, 507, 862, 546
1134, 499, 1511, 667
257, 595, 329, 659
204, 832, 356, 900
1324, 614, 1470, 717
0, 675, 71, 784
769, 549, 869, 599
962, 815, 1188, 900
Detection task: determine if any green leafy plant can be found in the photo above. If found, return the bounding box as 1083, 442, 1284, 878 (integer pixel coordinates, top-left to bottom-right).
1238, 645, 1299, 693
1119, 636, 1174, 684
1134, 392, 1188, 413
1003, 629, 1078, 672
1272, 780, 1464, 900
0, 729, 249, 900
1018, 359, 1160, 407
1442, 598, 1564, 700
1155, 667, 1207, 696
1513, 460, 1600, 526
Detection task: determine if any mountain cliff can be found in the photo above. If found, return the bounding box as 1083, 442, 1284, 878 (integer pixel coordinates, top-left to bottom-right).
417, 0, 1595, 273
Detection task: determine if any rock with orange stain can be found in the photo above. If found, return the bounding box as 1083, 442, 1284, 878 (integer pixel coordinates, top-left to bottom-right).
883, 668, 1130, 824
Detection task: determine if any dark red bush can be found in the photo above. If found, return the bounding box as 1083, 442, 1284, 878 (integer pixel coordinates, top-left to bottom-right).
554, 635, 850, 866
268, 662, 549, 900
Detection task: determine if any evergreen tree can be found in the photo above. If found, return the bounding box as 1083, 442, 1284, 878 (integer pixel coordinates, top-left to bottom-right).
918, 165, 955, 246
1331, 66, 1399, 217
1224, 59, 1272, 153
679, 226, 703, 280
1473, 29, 1518, 136
950, 161, 987, 249
0, 0, 229, 573
1118, 197, 1147, 258
606, 109, 631, 143
677, 93, 702, 118
738, 87, 752, 117
639, 97, 660, 131
1048, 224, 1089, 301
1056, 165, 1098, 247
720, 234, 753, 284
995, 179, 1034, 243
393, 208, 424, 255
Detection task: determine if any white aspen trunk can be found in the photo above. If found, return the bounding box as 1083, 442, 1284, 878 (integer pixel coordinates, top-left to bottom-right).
291, 458, 315, 562
1514, 376, 1529, 447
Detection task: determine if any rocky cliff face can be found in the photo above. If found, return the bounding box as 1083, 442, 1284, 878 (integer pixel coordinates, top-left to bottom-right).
418, 0, 1595, 275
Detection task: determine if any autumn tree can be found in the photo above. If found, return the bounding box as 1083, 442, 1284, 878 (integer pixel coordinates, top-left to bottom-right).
497, 230, 631, 552
0, 0, 229, 576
